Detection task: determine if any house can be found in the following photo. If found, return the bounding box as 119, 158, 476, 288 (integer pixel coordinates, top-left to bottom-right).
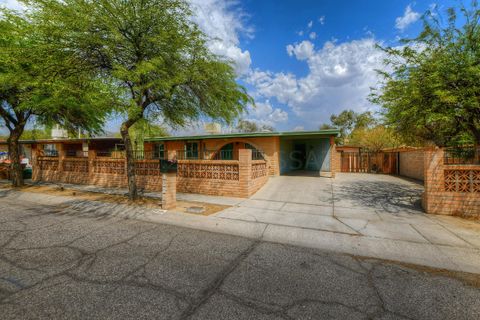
0, 129, 340, 197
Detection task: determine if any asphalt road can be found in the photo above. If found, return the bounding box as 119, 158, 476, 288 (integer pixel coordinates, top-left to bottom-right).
1, 197, 479, 320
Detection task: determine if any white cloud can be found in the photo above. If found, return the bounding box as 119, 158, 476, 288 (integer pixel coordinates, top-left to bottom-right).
293, 126, 305, 131
286, 40, 315, 60
1, 0, 253, 76
395, 5, 420, 31
307, 20, 313, 28
297, 30, 304, 36
187, 0, 254, 75
248, 38, 388, 127
318, 16, 325, 25
244, 100, 288, 128
309, 32, 317, 40
0, 0, 24, 10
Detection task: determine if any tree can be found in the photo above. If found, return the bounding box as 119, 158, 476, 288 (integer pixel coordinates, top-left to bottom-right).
31, 0, 252, 199
327, 110, 376, 144
349, 126, 402, 152
371, 2, 480, 147
236, 120, 275, 133
0, 9, 112, 186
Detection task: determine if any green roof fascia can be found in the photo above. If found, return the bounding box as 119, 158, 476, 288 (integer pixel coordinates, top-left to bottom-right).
144, 129, 340, 142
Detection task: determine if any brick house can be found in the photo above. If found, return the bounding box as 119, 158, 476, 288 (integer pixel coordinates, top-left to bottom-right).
1, 129, 340, 197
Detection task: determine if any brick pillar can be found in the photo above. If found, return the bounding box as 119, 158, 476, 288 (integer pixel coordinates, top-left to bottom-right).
57, 143, 64, 182
31, 144, 39, 181
167, 149, 177, 161
161, 171, 176, 209
239, 149, 252, 197
329, 136, 336, 178
423, 148, 444, 213
88, 149, 96, 185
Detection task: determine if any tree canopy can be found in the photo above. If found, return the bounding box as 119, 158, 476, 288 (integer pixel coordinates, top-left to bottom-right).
0, 8, 114, 186
371, 2, 480, 146
236, 120, 275, 133
321, 110, 377, 145
27, 0, 252, 199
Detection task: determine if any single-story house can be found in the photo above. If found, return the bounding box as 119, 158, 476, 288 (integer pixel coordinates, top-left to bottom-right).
144, 129, 340, 177
0, 129, 340, 197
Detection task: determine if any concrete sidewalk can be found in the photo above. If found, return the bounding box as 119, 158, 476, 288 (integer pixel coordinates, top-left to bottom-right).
1, 188, 479, 275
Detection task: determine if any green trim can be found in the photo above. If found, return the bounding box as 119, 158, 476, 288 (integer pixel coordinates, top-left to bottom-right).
144, 130, 340, 142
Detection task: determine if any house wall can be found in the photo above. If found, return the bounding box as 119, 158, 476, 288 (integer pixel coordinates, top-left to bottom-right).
399, 150, 425, 181
146, 136, 281, 177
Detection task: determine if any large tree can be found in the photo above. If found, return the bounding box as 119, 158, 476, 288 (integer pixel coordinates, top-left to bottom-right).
371, 2, 480, 147
0, 9, 112, 186
30, 0, 252, 200
323, 110, 376, 144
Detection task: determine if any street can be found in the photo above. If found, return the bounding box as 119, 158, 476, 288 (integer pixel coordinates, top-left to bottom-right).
1, 197, 479, 319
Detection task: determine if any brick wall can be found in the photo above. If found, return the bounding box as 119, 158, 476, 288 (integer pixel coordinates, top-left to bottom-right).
423, 149, 480, 217
399, 150, 425, 181
32, 147, 269, 198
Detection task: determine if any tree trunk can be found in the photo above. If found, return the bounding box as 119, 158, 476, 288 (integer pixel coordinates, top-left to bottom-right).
120, 120, 138, 200
7, 126, 25, 187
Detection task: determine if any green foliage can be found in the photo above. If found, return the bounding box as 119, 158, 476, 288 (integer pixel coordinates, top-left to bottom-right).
324, 110, 376, 144
0, 9, 114, 135
349, 126, 402, 152
28, 0, 252, 130
236, 120, 275, 133
371, 1, 480, 146
129, 120, 169, 149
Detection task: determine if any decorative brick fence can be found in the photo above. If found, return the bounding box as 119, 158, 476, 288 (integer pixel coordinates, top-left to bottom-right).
32, 148, 268, 198
423, 148, 480, 217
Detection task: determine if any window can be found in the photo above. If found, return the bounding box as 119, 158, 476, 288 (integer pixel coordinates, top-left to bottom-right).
219, 143, 234, 160
185, 142, 199, 159
245, 143, 264, 160
43, 144, 58, 157
153, 143, 165, 159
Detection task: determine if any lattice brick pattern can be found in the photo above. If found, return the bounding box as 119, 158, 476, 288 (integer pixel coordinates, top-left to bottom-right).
251, 162, 267, 179
444, 169, 480, 193
38, 158, 59, 171
135, 161, 161, 176
63, 160, 88, 173
177, 163, 239, 180
93, 160, 125, 175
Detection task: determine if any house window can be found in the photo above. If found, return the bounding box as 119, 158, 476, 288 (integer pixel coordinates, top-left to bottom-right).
43, 144, 58, 157
185, 142, 199, 159
153, 143, 165, 159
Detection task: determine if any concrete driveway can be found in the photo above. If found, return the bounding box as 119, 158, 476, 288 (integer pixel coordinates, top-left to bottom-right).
214, 173, 480, 273
216, 173, 426, 235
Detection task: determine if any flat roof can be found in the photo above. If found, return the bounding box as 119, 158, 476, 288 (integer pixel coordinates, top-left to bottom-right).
144, 129, 340, 142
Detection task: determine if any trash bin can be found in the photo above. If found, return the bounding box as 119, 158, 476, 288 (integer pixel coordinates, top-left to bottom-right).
23, 168, 32, 179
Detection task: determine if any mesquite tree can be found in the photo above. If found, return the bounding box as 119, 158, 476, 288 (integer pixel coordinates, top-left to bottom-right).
30, 0, 252, 200
0, 9, 112, 186
371, 2, 480, 147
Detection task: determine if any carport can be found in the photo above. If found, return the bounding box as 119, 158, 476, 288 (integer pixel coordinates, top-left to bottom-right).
280, 135, 333, 176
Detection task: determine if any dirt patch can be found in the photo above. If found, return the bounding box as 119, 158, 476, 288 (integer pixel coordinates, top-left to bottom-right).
12, 185, 229, 216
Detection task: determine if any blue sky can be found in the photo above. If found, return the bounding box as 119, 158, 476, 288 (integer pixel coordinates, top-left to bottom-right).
0, 0, 464, 134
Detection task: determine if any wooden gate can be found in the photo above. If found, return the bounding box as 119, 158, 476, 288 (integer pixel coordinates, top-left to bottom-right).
341, 151, 398, 174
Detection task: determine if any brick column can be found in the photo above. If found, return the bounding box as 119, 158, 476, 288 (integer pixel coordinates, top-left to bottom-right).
31, 144, 39, 181
88, 149, 96, 185
161, 171, 176, 209
57, 143, 64, 182
329, 136, 336, 178
238, 149, 252, 197
423, 148, 444, 213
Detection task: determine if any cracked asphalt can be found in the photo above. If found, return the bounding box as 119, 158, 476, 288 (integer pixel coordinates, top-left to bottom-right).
1, 198, 480, 320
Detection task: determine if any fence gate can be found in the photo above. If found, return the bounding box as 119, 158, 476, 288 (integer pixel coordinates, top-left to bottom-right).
341, 151, 398, 174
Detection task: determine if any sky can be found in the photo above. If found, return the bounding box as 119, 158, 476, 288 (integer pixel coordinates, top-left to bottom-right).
0, 0, 463, 135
